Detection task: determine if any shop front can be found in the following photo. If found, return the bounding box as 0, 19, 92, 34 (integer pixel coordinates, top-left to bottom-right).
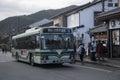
95, 8, 120, 58
89, 24, 107, 43
109, 19, 120, 58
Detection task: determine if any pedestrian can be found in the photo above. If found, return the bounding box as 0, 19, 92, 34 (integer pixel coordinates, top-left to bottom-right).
102, 41, 107, 57
73, 43, 76, 60
90, 41, 96, 61
4, 48, 7, 54
96, 40, 104, 61
70, 43, 76, 63
88, 42, 92, 56
77, 44, 86, 64
2, 48, 5, 54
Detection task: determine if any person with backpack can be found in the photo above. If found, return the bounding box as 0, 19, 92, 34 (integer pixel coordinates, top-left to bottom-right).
77, 44, 86, 64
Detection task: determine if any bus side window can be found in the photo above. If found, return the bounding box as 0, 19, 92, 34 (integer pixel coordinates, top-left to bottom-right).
40, 37, 43, 49
40, 36, 45, 49
28, 36, 36, 49
36, 35, 40, 48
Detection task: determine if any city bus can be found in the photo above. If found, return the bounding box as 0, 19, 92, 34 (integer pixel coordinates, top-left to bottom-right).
11, 26, 74, 65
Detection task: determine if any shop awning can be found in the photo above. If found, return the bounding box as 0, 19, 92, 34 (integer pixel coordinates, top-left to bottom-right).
89, 24, 107, 33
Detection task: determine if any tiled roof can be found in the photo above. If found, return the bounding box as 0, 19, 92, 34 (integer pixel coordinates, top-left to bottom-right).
50, 5, 79, 19
76, 0, 101, 12
97, 8, 120, 20
29, 19, 53, 28
51, 0, 101, 19
89, 24, 107, 33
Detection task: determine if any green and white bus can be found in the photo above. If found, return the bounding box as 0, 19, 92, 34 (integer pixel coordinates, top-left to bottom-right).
12, 26, 74, 65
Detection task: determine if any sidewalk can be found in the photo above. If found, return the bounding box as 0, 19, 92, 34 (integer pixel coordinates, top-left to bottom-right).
76, 55, 120, 68
0, 51, 15, 62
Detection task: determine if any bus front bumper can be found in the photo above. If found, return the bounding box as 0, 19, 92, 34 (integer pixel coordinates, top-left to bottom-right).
40, 59, 72, 64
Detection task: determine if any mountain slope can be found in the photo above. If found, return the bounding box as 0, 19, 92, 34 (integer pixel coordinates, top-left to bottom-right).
0, 5, 77, 34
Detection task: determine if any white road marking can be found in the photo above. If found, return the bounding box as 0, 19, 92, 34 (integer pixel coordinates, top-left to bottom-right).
0, 61, 13, 63
68, 63, 113, 73
79, 65, 112, 73
0, 52, 15, 63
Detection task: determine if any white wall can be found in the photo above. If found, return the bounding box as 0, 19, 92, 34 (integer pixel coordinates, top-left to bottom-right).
66, 0, 119, 51
67, 13, 79, 28
53, 18, 60, 25
77, 2, 102, 50
72, 0, 119, 50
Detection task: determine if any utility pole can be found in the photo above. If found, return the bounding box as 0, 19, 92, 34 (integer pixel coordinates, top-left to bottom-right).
102, 0, 105, 12
118, 0, 120, 7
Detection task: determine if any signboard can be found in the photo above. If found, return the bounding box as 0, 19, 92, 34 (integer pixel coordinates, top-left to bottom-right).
43, 28, 72, 33
109, 19, 120, 29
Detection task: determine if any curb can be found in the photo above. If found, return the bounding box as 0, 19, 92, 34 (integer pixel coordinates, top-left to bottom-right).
102, 63, 120, 68
75, 60, 120, 68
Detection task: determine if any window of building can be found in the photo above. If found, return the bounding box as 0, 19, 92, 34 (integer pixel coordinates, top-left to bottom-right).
112, 30, 120, 45
115, 3, 118, 7
94, 11, 102, 26
108, 3, 113, 7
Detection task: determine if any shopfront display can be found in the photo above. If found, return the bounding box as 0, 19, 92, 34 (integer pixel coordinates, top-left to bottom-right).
109, 19, 120, 58
96, 8, 120, 58
112, 30, 120, 45
112, 29, 120, 57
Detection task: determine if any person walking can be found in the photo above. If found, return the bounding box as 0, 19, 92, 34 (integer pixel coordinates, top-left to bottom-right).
102, 41, 107, 57
88, 42, 92, 56
70, 43, 76, 64
96, 40, 104, 61
73, 43, 76, 60
77, 44, 86, 64
2, 48, 5, 54
90, 41, 96, 61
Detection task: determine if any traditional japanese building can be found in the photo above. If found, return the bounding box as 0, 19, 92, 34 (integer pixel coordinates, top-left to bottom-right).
51, 0, 119, 53
96, 8, 120, 58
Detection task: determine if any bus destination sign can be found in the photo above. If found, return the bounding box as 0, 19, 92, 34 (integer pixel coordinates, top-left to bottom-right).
43, 28, 72, 33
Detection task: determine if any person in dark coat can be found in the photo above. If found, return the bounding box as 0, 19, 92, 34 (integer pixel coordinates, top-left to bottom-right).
96, 40, 104, 61
73, 43, 76, 59
88, 42, 91, 56
2, 48, 5, 54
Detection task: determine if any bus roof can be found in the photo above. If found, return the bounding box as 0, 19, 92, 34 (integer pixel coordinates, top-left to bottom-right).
12, 27, 41, 39
12, 26, 72, 40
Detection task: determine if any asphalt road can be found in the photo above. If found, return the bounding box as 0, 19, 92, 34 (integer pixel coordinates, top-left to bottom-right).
0, 52, 120, 80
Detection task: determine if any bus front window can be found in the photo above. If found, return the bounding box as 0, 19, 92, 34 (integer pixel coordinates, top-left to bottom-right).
41, 34, 73, 49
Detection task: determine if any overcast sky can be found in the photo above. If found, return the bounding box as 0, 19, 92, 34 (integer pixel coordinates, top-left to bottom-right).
0, 0, 93, 21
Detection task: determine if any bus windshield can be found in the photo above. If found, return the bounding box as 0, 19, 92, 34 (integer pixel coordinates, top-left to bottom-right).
41, 34, 74, 49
